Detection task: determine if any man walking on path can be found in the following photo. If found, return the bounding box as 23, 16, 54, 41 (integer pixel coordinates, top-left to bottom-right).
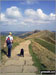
6, 32, 13, 58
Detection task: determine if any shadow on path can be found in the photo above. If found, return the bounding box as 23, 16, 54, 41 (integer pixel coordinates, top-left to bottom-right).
1, 49, 8, 57
17, 54, 21, 56
17, 54, 24, 57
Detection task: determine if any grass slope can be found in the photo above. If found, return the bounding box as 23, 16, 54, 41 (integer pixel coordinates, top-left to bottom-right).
29, 44, 47, 74
41, 36, 55, 44
30, 40, 55, 70
34, 38, 55, 53
25, 30, 55, 45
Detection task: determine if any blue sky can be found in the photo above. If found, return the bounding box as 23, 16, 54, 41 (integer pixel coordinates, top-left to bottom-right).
0, 0, 56, 31
1, 1, 55, 14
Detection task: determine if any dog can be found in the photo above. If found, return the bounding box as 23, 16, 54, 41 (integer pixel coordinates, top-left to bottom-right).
20, 48, 24, 57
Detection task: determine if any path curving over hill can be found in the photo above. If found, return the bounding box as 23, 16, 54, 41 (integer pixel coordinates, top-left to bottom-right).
0, 40, 37, 75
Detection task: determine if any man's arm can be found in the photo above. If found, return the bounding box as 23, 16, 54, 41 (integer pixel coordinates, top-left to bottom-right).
6, 37, 7, 43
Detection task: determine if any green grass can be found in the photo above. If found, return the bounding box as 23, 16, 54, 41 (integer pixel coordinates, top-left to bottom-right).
29, 44, 47, 74
1, 36, 6, 48
0, 50, 1, 61
34, 38, 55, 53
12, 42, 19, 49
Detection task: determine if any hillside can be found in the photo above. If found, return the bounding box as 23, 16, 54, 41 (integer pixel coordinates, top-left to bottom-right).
28, 30, 55, 72
29, 41, 55, 71
25, 30, 55, 54
25, 30, 55, 44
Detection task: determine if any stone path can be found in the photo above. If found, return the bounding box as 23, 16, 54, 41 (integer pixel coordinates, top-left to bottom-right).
0, 40, 37, 75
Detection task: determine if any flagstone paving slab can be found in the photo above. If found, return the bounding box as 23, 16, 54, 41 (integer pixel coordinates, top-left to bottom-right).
0, 73, 37, 75
23, 66, 37, 73
1, 66, 23, 73
19, 57, 32, 61
5, 59, 25, 66
26, 60, 34, 65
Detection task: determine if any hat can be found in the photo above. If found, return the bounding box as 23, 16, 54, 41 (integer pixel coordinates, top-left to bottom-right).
9, 32, 12, 35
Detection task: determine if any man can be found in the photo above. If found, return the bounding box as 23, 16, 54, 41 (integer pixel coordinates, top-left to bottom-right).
6, 32, 13, 58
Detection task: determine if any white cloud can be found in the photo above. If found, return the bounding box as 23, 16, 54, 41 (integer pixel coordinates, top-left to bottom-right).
49, 13, 55, 20
25, 8, 55, 21
5, 6, 22, 19
0, 6, 23, 26
25, 9, 36, 17
0, 13, 8, 22
36, 9, 48, 20
0, 6, 55, 28
25, 8, 48, 20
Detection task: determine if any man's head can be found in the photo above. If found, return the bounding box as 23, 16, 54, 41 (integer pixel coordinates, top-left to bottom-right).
9, 32, 12, 35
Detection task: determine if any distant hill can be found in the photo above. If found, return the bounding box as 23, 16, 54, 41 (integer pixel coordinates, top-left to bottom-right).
1, 31, 28, 36
25, 30, 54, 38
25, 30, 55, 44
19, 30, 40, 38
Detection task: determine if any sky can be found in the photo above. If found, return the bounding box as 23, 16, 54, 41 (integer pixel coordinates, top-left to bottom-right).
0, 0, 56, 31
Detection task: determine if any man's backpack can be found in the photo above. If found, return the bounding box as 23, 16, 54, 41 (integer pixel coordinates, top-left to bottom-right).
7, 37, 11, 45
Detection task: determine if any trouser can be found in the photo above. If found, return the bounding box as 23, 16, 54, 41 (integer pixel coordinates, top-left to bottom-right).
8, 44, 12, 58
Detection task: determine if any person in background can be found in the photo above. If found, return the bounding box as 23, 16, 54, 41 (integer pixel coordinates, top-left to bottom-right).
6, 32, 13, 58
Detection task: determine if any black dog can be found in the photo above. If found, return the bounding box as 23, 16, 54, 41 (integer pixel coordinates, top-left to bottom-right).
20, 48, 24, 57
